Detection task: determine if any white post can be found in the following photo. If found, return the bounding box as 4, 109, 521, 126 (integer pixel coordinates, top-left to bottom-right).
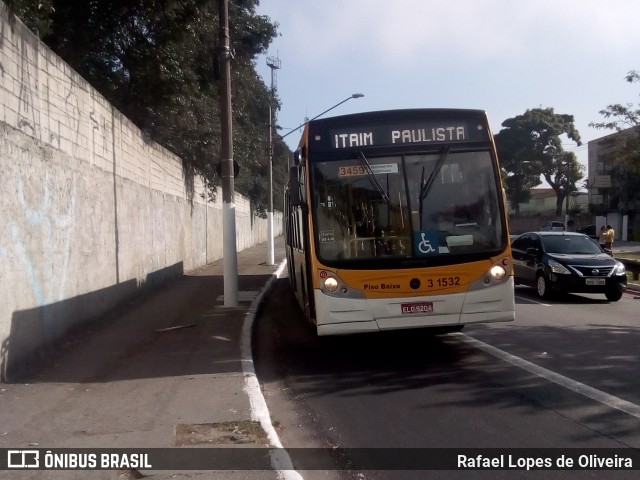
267, 103, 275, 266
219, 0, 238, 307
267, 211, 274, 265
223, 202, 239, 307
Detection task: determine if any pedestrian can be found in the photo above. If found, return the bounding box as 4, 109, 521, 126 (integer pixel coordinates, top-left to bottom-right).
599, 225, 607, 249
604, 224, 615, 251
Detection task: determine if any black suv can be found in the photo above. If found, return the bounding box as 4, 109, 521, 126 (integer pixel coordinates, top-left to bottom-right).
576, 224, 597, 239
511, 232, 627, 301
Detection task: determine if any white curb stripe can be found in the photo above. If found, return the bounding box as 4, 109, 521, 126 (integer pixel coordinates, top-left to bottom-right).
242, 259, 303, 480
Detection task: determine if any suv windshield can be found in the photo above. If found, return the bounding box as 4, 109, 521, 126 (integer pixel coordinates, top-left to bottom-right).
310, 150, 504, 264
541, 235, 603, 255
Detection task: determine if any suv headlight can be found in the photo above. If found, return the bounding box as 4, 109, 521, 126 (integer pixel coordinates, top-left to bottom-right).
548, 259, 571, 275
614, 262, 626, 275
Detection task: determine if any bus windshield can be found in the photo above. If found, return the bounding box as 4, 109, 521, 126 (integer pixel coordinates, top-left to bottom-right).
311, 150, 504, 263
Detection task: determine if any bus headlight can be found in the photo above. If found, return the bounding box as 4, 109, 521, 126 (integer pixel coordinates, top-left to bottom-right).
489, 265, 506, 281
469, 257, 511, 290
318, 271, 365, 298
323, 277, 339, 292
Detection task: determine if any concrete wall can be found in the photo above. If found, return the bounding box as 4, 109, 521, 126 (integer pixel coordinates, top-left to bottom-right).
0, 3, 281, 380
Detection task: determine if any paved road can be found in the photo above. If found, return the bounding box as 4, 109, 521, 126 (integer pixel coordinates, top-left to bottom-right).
254, 276, 640, 480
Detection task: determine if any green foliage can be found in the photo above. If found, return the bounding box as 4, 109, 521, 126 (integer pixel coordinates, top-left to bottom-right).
590, 71, 640, 131
6, 0, 286, 211
3, 0, 55, 34
495, 124, 542, 215
495, 108, 583, 216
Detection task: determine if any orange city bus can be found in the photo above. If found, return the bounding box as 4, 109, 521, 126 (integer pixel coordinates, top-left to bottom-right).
284, 109, 514, 336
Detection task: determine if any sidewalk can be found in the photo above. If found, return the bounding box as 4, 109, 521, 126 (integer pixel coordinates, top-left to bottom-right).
612, 240, 640, 254
612, 241, 640, 293
0, 236, 288, 479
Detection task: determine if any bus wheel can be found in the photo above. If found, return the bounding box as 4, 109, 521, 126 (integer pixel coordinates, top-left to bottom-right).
435, 325, 465, 335
300, 265, 312, 322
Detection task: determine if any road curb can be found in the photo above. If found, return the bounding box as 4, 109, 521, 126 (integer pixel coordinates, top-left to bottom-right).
240, 259, 304, 480
625, 285, 640, 295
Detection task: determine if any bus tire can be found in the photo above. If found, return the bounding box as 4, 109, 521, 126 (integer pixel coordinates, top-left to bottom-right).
300, 264, 312, 322
434, 325, 464, 335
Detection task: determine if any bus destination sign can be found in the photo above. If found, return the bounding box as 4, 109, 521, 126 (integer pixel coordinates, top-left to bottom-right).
320, 120, 489, 151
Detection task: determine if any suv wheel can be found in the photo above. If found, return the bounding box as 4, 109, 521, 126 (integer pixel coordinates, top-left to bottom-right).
605, 289, 623, 302
536, 273, 553, 299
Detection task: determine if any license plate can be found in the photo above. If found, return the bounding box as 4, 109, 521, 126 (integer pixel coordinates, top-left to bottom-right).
401, 302, 434, 314
586, 278, 606, 286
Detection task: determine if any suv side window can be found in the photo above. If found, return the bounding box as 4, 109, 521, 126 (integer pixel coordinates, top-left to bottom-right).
531, 235, 542, 250
512, 234, 530, 251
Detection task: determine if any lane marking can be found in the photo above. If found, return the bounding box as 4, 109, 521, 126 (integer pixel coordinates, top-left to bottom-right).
241, 259, 303, 480
457, 333, 640, 420
514, 293, 552, 306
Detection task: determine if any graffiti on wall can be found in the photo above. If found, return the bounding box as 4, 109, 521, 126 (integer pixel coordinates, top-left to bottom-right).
14, 30, 96, 156
7, 159, 77, 334
17, 38, 38, 138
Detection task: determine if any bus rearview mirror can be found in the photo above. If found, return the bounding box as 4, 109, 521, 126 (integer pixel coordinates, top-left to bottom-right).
289, 167, 303, 206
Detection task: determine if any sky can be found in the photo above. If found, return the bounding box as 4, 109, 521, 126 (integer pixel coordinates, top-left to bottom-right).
254, 0, 640, 178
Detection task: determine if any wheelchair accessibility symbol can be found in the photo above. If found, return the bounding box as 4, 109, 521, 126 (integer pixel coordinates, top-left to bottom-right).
418, 233, 435, 253
414, 231, 439, 256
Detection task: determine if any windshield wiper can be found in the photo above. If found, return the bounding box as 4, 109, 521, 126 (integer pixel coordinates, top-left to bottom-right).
419, 146, 450, 230
357, 151, 391, 205
419, 146, 450, 201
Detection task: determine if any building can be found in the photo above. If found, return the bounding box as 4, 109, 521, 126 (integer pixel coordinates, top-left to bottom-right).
508, 188, 588, 217
507, 188, 589, 235
587, 127, 640, 241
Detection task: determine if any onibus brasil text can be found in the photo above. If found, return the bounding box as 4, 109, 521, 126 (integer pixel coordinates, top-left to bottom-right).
36, 451, 151, 469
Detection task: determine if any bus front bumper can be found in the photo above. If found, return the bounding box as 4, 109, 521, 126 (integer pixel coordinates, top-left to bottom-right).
315, 277, 515, 336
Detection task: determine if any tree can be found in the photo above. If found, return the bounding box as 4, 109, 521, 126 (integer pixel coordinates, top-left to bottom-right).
4, 0, 286, 212
590, 71, 640, 131
494, 124, 542, 215
495, 108, 583, 216
3, 0, 55, 34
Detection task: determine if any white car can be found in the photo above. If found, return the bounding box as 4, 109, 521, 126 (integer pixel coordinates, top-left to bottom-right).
540, 221, 565, 232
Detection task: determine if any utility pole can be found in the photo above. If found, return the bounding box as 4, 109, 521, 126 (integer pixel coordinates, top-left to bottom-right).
266, 56, 281, 266
219, 0, 238, 307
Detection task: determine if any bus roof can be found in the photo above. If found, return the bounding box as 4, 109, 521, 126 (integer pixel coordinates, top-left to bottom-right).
309, 108, 488, 126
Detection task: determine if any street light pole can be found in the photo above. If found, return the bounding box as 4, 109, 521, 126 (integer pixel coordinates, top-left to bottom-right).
264, 93, 364, 263
279, 93, 365, 141
218, 0, 238, 307
266, 56, 281, 266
